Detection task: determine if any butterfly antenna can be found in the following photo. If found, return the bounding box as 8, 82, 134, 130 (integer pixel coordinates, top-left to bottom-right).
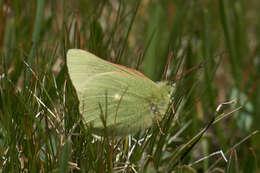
164, 51, 173, 80
155, 112, 165, 135
170, 62, 204, 82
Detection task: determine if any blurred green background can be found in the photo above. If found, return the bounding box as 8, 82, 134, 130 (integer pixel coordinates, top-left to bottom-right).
0, 0, 259, 172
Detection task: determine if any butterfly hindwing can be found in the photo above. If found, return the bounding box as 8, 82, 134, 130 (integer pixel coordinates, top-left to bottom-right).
77, 71, 158, 135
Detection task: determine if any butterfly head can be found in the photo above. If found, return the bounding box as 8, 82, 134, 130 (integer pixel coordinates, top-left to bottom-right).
150, 81, 173, 118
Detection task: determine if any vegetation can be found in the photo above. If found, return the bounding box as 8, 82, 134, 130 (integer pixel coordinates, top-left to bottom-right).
0, 0, 259, 172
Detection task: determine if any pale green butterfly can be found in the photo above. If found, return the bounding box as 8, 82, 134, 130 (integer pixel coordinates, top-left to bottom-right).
67, 49, 173, 136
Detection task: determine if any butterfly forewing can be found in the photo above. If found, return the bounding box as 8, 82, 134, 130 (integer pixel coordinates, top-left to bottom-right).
67, 49, 151, 92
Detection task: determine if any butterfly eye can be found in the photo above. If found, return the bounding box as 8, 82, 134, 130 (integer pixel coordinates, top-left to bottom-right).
151, 103, 158, 114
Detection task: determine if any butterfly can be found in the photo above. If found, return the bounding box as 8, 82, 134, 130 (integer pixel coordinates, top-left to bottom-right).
67, 49, 173, 136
